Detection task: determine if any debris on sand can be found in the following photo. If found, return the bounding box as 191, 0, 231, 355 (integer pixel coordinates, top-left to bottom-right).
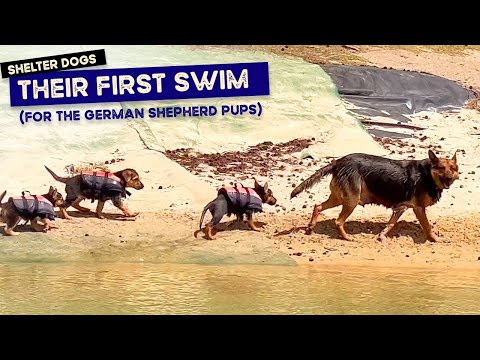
164, 138, 317, 178
64, 157, 126, 175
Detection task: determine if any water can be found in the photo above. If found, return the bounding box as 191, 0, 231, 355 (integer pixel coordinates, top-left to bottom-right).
0, 262, 479, 315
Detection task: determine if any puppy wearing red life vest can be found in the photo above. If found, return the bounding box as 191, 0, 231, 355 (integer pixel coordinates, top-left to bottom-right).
198, 179, 277, 240
44, 166, 144, 220
0, 186, 66, 236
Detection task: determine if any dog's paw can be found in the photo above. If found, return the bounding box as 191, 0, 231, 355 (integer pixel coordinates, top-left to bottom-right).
376, 234, 389, 242
124, 211, 139, 218
427, 234, 442, 243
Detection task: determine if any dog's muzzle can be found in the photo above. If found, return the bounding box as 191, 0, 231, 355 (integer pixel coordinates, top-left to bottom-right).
442, 177, 455, 189
267, 198, 277, 206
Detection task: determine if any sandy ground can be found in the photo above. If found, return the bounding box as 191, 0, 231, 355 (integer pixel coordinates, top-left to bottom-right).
4, 45, 480, 269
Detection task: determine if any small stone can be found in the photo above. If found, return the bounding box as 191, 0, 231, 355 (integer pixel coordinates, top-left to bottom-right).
85, 234, 89, 237
309, 257, 314, 262
158, 186, 163, 190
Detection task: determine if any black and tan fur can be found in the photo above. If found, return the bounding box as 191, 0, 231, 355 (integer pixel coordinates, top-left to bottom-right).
290, 150, 459, 242
198, 179, 277, 240
44, 166, 144, 220
0, 186, 65, 236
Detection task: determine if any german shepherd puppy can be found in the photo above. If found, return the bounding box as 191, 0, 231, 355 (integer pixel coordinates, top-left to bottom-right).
44, 166, 144, 220
290, 150, 459, 242
0, 186, 66, 235
198, 179, 277, 240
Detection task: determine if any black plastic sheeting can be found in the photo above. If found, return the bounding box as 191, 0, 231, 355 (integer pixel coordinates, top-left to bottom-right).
321, 64, 476, 123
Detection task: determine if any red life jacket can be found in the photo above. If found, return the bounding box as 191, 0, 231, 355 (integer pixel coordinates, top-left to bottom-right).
80, 171, 127, 201
12, 195, 56, 221
218, 186, 263, 212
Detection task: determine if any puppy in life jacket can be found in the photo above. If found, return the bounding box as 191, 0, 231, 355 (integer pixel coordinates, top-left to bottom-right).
0, 186, 66, 236
198, 179, 277, 240
44, 166, 144, 220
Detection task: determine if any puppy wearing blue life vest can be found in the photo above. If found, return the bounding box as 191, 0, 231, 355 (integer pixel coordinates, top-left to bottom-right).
0, 186, 66, 235
198, 179, 277, 240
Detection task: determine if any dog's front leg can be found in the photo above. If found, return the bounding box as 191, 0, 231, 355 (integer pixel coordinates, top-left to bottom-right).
112, 197, 139, 218
59, 207, 73, 220
43, 218, 58, 232
246, 211, 262, 232
30, 217, 47, 232
58, 200, 73, 220
95, 200, 106, 219
72, 196, 90, 212
413, 206, 441, 243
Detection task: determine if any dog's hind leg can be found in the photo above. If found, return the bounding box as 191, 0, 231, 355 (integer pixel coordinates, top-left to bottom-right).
205, 210, 225, 240
306, 193, 342, 235
335, 201, 357, 241
4, 216, 21, 236
377, 205, 407, 242
204, 199, 229, 240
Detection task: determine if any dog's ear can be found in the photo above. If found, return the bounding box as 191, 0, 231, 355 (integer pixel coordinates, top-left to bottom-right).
428, 149, 439, 164
452, 150, 458, 163
122, 169, 138, 183
253, 177, 261, 189
263, 182, 269, 192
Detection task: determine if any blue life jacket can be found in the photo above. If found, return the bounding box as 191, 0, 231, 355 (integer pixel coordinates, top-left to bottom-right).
12, 195, 56, 221
219, 186, 263, 212
80, 171, 126, 201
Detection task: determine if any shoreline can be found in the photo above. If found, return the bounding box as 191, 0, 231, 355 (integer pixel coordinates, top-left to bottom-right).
6, 207, 476, 269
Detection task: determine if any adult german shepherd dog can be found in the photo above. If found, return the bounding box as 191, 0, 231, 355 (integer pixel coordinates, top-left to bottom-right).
290, 150, 459, 243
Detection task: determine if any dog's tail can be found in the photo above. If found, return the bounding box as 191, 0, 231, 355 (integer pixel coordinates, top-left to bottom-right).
44, 166, 69, 184
290, 161, 335, 199
199, 200, 215, 231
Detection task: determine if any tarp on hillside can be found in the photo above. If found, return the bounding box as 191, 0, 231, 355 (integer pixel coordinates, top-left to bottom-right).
321, 64, 476, 122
